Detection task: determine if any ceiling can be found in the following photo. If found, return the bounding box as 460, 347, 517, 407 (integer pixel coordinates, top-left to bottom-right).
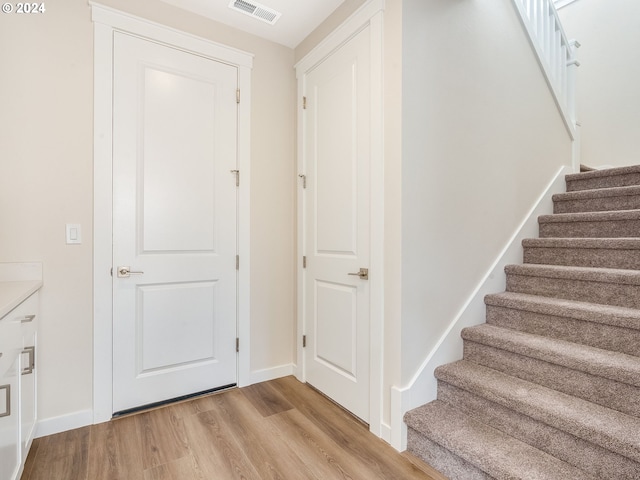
160, 0, 347, 48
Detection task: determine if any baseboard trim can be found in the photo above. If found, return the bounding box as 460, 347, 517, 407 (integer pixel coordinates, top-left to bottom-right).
36, 409, 94, 438
390, 165, 572, 451
380, 422, 392, 444
248, 363, 295, 385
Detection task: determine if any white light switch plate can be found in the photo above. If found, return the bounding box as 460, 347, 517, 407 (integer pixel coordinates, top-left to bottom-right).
66, 224, 82, 245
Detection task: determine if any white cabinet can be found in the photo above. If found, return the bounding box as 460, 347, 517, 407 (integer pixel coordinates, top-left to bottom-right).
18, 293, 38, 461
0, 358, 20, 480
0, 277, 40, 480
0, 302, 23, 480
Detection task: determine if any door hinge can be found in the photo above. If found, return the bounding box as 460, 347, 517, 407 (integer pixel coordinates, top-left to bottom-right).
302, 335, 306, 348
302, 96, 307, 109
298, 174, 306, 189
302, 256, 307, 268
236, 255, 239, 270
110, 267, 113, 277
236, 337, 239, 352
231, 169, 239, 187
236, 89, 240, 104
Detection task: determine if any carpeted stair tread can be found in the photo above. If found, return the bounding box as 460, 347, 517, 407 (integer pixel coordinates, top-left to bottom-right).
523, 237, 640, 250
486, 292, 640, 358
406, 430, 491, 480
436, 383, 640, 480
555, 184, 640, 200
462, 327, 640, 417
538, 209, 640, 238
539, 209, 640, 224
404, 400, 597, 480
553, 185, 640, 212
506, 263, 640, 284
484, 292, 640, 331
565, 164, 640, 192
505, 263, 640, 308
435, 360, 640, 463
522, 237, 640, 269
462, 324, 640, 387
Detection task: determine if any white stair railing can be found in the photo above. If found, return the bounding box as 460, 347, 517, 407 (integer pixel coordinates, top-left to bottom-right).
512, 0, 580, 138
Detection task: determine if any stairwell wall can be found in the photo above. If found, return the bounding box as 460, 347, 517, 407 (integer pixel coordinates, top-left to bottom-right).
397, 0, 573, 447
557, 0, 640, 168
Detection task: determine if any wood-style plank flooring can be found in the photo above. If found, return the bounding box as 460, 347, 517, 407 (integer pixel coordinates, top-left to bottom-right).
21, 376, 446, 480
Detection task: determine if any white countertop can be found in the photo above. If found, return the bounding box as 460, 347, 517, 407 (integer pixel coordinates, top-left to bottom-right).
0, 280, 43, 319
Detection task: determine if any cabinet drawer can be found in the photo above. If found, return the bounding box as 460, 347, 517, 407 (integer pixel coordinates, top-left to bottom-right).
0, 321, 20, 378
18, 292, 39, 343
0, 354, 20, 480
0, 293, 38, 375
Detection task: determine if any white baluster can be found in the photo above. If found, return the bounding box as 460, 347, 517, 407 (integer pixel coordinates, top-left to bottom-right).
559, 44, 568, 105
555, 30, 563, 84
537, 0, 545, 52
511, 0, 578, 136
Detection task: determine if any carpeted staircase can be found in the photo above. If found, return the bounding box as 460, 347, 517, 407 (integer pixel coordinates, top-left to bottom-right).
404, 165, 640, 479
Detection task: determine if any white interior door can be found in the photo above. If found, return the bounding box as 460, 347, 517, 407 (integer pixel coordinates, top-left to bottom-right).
303, 27, 371, 422
112, 32, 238, 413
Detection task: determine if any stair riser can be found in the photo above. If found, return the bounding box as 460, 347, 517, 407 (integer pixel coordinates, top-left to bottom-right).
486, 305, 640, 357
506, 273, 640, 309
553, 195, 640, 214
523, 246, 640, 270
437, 382, 640, 480
539, 219, 640, 238
407, 429, 491, 480
566, 173, 640, 192
463, 341, 640, 417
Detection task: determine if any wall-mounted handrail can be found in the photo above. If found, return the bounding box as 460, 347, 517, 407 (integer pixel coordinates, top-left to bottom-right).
513, 0, 580, 139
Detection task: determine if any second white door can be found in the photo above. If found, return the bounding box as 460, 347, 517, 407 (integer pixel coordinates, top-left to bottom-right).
112, 32, 239, 413
302, 26, 371, 422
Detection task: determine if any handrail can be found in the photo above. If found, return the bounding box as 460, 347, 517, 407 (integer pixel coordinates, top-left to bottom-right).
512, 0, 580, 138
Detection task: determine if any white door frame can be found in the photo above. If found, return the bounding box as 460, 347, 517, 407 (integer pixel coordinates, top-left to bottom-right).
91, 3, 253, 424
295, 0, 385, 437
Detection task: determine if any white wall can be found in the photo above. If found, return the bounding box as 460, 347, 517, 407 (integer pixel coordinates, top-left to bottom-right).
382, 0, 403, 432
0, 0, 295, 428
558, 0, 640, 168
0, 1, 95, 427
400, 0, 573, 385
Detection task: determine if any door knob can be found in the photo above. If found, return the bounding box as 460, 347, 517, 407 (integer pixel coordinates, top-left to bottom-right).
348, 268, 369, 280
117, 266, 144, 278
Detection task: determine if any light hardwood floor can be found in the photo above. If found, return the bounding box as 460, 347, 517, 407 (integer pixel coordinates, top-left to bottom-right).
21, 376, 446, 480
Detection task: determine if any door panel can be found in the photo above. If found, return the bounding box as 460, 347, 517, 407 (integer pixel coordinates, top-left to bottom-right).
315, 281, 357, 378
304, 27, 371, 422
315, 65, 358, 255
141, 66, 218, 253
112, 32, 238, 413
137, 282, 218, 372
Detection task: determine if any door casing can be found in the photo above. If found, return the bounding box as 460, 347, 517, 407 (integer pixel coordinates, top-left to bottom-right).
295, 0, 385, 438
92, 4, 253, 424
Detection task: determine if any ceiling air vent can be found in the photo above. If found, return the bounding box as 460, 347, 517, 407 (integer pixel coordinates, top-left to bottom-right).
228, 0, 282, 25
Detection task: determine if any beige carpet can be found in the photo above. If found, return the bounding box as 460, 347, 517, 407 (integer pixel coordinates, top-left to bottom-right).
404, 165, 640, 479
